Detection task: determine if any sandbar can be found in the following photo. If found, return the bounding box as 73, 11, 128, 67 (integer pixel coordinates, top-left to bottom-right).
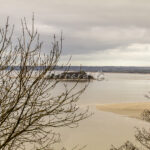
96, 102, 150, 119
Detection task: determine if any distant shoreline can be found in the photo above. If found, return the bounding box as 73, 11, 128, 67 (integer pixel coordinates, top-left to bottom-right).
56, 66, 150, 74
3, 66, 150, 74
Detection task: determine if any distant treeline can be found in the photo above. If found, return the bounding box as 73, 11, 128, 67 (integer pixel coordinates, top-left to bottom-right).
63, 66, 150, 73
2, 66, 150, 73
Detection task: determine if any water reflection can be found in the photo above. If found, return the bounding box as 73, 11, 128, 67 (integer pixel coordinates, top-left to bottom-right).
54, 73, 150, 150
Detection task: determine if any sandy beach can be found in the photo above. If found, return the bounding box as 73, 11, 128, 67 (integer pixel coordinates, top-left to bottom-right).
96, 102, 150, 120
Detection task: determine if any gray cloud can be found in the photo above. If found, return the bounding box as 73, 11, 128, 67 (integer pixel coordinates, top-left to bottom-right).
0, 0, 150, 65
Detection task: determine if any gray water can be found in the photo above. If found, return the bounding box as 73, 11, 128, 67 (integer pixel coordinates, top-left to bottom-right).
54, 73, 150, 150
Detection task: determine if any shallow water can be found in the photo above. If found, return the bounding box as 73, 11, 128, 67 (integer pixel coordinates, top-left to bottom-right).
54, 73, 150, 150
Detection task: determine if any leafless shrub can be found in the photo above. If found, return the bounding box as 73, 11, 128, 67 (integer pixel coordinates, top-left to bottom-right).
111, 106, 150, 150
141, 110, 150, 122
110, 141, 139, 150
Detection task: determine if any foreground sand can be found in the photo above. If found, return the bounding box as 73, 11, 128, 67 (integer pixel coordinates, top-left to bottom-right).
96, 102, 150, 120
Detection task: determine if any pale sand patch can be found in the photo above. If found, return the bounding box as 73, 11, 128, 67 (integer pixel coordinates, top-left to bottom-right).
96, 102, 150, 120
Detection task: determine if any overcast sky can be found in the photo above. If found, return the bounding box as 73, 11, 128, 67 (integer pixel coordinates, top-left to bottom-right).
0, 0, 150, 66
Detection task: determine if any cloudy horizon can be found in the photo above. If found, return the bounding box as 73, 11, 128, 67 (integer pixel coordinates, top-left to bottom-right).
1, 0, 150, 66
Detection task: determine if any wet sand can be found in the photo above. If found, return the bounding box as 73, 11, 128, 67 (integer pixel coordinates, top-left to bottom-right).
96, 102, 150, 119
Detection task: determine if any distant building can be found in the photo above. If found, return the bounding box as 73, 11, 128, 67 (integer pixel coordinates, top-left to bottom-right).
46, 71, 94, 80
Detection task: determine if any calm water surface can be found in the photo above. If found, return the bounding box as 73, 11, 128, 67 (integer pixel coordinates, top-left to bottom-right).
54, 73, 150, 150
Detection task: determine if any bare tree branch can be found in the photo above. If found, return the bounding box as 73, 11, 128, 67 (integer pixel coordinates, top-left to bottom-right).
0, 15, 90, 150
